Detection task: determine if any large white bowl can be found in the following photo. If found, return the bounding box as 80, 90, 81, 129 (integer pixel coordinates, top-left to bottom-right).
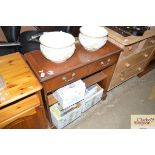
40, 44, 75, 63
39, 31, 75, 63
79, 26, 108, 51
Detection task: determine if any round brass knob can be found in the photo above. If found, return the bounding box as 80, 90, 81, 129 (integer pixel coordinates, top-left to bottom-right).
120, 77, 125, 81
128, 46, 133, 51
107, 58, 111, 62
137, 67, 142, 71
150, 40, 155, 44
144, 54, 148, 58
62, 76, 67, 81
120, 71, 125, 81
100, 61, 104, 65
72, 72, 76, 76
125, 63, 131, 67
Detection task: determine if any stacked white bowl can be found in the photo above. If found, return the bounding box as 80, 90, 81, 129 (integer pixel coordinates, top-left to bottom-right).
79, 26, 108, 51
40, 31, 75, 63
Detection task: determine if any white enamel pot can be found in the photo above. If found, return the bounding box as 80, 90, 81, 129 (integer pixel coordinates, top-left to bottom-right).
79, 26, 108, 51
30, 31, 76, 63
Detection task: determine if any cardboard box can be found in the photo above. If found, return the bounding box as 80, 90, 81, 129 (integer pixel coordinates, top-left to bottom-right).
50, 102, 82, 129
53, 80, 86, 109
81, 84, 103, 112
84, 84, 98, 99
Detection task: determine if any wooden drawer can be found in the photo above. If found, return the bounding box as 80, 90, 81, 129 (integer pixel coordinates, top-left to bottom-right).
0, 94, 41, 128
87, 54, 119, 75
43, 54, 119, 93
143, 36, 155, 48
122, 42, 140, 57
43, 66, 88, 93
3, 107, 40, 129
120, 40, 147, 60
109, 61, 148, 89
115, 46, 155, 73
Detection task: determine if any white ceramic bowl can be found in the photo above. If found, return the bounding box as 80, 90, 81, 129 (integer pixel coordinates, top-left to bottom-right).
39, 31, 75, 63
79, 26, 108, 51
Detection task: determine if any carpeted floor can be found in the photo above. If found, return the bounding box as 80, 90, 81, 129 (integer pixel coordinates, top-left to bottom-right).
65, 69, 155, 129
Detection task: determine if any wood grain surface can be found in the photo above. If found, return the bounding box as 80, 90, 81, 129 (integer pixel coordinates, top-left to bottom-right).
0, 94, 40, 125
24, 42, 121, 82
0, 52, 42, 108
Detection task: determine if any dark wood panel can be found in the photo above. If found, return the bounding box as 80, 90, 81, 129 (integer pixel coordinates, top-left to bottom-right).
83, 70, 107, 88
24, 42, 121, 127
43, 65, 88, 93
24, 42, 121, 82
99, 64, 117, 91
86, 54, 118, 74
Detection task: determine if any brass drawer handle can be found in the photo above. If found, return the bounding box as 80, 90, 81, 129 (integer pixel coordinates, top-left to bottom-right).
100, 61, 104, 65
125, 63, 131, 68
100, 58, 111, 66
107, 58, 111, 62
62, 73, 76, 82
143, 53, 149, 58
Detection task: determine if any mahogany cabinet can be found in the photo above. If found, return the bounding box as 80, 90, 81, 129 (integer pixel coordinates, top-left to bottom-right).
24, 42, 121, 128
0, 53, 48, 129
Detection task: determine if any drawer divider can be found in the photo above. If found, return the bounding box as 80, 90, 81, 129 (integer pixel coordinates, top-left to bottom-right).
83, 70, 107, 88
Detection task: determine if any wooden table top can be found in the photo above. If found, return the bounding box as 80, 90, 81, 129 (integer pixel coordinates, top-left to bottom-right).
24, 42, 121, 82
106, 27, 155, 46
0, 52, 42, 108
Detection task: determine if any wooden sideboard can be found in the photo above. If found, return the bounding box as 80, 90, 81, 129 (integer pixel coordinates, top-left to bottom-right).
24, 42, 121, 128
106, 27, 155, 90
0, 53, 48, 128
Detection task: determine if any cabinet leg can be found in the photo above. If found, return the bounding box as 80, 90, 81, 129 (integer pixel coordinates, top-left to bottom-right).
41, 89, 54, 128
98, 64, 116, 92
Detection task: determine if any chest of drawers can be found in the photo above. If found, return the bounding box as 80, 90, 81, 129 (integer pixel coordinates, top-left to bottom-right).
115, 46, 155, 73
107, 27, 155, 90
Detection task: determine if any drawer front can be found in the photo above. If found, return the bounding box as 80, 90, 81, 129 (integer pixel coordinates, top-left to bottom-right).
122, 42, 140, 57
1, 107, 38, 128
43, 54, 119, 93
109, 61, 148, 90
0, 94, 40, 127
120, 40, 146, 60
87, 54, 119, 75
143, 36, 155, 48
43, 66, 88, 93
115, 46, 155, 73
